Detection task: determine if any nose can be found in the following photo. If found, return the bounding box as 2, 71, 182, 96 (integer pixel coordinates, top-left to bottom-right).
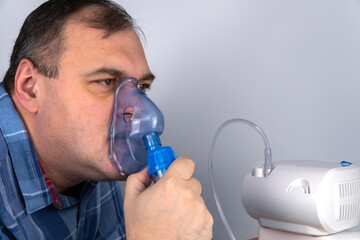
123, 106, 134, 122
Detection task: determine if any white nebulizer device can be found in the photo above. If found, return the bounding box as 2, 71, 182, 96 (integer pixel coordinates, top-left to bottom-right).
209, 119, 360, 240
243, 160, 360, 239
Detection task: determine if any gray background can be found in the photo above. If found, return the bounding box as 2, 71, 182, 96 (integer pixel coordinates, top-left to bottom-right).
1, 1, 360, 239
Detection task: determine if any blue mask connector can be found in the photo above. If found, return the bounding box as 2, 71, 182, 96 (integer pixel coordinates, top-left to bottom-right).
144, 132, 177, 182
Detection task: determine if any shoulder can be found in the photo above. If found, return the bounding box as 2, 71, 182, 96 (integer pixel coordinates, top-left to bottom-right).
0, 133, 22, 239
0, 131, 8, 164
0, 131, 17, 206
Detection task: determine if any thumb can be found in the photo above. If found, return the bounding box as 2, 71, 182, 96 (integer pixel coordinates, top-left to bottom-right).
125, 167, 152, 202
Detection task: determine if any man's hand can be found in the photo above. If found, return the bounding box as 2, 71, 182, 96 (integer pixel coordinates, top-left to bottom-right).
124, 156, 213, 240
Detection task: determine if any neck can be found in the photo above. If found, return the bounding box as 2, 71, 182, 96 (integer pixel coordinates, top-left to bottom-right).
37, 156, 83, 194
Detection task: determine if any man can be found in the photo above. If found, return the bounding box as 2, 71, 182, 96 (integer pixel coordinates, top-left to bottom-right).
0, 0, 213, 239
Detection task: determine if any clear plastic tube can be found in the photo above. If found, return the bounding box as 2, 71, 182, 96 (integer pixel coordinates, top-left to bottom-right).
208, 118, 273, 240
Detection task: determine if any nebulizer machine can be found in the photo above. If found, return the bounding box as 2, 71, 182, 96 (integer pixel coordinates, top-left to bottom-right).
108, 77, 176, 182
107, 78, 360, 239
209, 119, 360, 239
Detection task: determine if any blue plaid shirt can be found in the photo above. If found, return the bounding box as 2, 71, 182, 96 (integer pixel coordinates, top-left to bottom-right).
0, 84, 126, 239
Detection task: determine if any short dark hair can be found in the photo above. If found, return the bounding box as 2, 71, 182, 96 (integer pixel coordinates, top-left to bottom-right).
3, 0, 137, 94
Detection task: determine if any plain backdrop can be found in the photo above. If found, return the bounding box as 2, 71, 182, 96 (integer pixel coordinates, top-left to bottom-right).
1, 1, 360, 239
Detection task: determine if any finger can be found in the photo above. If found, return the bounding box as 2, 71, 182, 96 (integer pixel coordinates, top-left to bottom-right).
125, 167, 152, 202
187, 177, 202, 196
163, 156, 195, 181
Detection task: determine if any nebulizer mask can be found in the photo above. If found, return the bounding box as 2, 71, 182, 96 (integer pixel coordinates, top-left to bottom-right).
108, 77, 177, 182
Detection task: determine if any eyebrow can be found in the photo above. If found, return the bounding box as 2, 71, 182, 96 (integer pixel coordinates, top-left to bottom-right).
84, 67, 155, 82
84, 67, 125, 79
139, 73, 156, 82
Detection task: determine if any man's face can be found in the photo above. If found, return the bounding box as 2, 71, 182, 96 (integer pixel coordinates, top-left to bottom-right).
35, 22, 153, 182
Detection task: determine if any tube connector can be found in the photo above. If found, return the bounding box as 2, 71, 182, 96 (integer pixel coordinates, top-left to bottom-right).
264, 147, 273, 177
208, 118, 273, 240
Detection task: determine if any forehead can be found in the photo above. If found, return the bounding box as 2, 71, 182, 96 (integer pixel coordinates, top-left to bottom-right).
63, 21, 141, 53
59, 20, 148, 75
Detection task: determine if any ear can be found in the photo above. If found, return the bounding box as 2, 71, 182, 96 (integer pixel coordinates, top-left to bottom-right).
14, 59, 40, 113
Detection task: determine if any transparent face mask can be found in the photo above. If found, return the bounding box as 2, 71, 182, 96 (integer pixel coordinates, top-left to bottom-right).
108, 77, 165, 178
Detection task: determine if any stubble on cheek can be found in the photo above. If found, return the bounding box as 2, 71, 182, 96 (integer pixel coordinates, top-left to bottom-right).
70, 102, 116, 175
41, 80, 118, 179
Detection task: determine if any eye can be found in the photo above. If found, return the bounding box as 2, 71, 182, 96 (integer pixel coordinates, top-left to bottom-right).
137, 83, 151, 92
98, 79, 118, 86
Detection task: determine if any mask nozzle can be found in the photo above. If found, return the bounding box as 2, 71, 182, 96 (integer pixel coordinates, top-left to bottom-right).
144, 132, 177, 182
144, 132, 162, 151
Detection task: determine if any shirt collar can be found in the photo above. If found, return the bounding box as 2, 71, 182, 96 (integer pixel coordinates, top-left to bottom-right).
0, 84, 54, 214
